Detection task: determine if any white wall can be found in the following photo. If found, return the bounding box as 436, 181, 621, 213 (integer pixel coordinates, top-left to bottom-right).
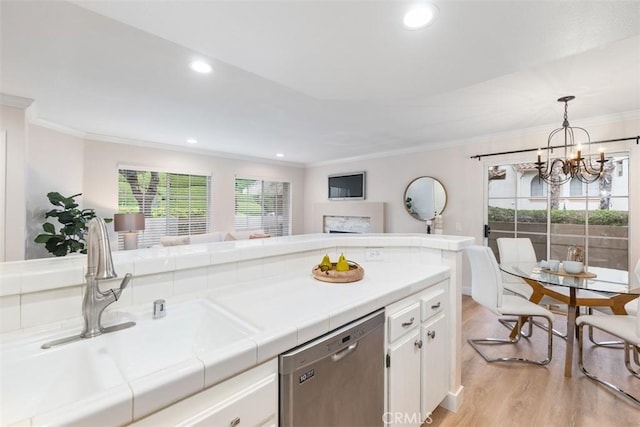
25, 124, 84, 259
5, 119, 304, 260
0, 130, 6, 261
303, 114, 640, 270
4, 107, 638, 269
81, 139, 305, 247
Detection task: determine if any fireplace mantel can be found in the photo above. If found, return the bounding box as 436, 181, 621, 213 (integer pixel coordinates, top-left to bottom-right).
313, 202, 385, 233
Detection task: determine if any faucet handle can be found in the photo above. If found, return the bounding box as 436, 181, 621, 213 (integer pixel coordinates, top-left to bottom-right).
119, 273, 132, 290
111, 273, 132, 301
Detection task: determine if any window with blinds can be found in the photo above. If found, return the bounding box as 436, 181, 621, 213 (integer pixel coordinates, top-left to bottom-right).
118, 168, 210, 249
234, 178, 291, 237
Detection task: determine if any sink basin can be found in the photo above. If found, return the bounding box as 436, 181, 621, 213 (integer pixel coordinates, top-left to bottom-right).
102, 298, 259, 378
1, 338, 126, 425
0, 298, 258, 425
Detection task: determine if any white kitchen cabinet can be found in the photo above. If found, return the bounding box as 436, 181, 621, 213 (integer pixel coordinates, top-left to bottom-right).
385, 279, 449, 426
386, 328, 422, 427
131, 359, 278, 427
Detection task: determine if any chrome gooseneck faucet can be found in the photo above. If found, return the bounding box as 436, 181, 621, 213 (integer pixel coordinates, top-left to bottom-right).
81, 217, 133, 338
42, 217, 135, 349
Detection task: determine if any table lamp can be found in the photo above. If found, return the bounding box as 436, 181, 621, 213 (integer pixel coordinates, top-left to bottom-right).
113, 213, 145, 250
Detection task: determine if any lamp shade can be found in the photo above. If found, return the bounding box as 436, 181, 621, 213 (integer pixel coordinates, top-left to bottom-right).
113, 213, 145, 232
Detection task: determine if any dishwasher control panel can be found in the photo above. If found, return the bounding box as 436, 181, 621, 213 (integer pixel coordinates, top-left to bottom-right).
326, 327, 365, 353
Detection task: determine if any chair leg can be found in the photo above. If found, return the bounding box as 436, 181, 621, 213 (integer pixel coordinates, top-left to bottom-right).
586, 308, 624, 348
468, 315, 553, 366
588, 324, 625, 348
624, 343, 640, 378
577, 324, 640, 406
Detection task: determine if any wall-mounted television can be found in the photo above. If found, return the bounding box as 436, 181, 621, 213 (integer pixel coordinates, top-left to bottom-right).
328, 171, 366, 200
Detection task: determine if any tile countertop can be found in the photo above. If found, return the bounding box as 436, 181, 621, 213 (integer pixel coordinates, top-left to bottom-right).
0, 233, 472, 297
0, 257, 451, 426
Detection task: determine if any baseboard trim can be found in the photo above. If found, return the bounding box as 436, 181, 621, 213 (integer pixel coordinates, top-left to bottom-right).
440, 385, 464, 413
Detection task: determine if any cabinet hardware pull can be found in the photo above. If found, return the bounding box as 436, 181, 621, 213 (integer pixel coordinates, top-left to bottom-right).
414, 339, 423, 349
401, 317, 415, 327
230, 417, 241, 427
427, 330, 436, 339
431, 302, 441, 309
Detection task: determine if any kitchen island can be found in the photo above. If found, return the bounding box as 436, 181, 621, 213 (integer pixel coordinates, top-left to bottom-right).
0, 233, 473, 426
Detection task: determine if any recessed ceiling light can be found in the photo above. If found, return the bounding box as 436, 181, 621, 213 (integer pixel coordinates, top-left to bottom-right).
276, 153, 284, 158
190, 60, 212, 74
403, 3, 439, 30
187, 138, 198, 144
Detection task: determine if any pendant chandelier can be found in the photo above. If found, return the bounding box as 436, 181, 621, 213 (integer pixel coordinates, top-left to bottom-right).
535, 96, 605, 185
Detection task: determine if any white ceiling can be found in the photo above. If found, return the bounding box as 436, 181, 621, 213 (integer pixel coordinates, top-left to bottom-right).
2, 0, 639, 166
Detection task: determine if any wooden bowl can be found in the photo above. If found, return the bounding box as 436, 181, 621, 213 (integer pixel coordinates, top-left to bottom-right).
312, 261, 364, 283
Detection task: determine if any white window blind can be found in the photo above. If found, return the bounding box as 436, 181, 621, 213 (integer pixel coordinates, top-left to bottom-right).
118, 168, 210, 249
234, 178, 291, 237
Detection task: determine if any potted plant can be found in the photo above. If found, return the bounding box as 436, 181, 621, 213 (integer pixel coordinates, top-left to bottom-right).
34, 192, 111, 257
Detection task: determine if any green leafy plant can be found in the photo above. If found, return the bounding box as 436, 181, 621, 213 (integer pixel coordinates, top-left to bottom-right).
34, 192, 111, 257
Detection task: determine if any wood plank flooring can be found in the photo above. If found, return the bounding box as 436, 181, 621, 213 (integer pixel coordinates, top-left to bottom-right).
428, 296, 639, 427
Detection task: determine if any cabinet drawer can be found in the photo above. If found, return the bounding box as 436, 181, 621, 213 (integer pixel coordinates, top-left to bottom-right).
388, 302, 420, 343
188, 374, 277, 427
420, 288, 445, 321
132, 360, 277, 427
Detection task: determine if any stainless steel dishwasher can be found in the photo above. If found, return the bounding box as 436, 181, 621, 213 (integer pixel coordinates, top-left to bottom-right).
279, 309, 385, 427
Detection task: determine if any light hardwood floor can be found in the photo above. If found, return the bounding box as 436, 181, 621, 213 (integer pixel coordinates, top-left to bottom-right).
429, 296, 639, 427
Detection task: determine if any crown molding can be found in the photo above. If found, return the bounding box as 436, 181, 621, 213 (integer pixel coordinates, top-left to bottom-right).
29, 117, 87, 139
0, 93, 34, 109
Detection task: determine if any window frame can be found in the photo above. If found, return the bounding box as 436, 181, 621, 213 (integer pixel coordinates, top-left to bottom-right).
234, 177, 291, 237
486, 151, 629, 270
117, 165, 211, 249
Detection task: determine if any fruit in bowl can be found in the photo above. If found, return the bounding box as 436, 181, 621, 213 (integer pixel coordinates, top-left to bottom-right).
563, 261, 584, 274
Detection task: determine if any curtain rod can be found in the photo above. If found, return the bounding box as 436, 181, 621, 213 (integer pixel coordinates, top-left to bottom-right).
470, 135, 639, 161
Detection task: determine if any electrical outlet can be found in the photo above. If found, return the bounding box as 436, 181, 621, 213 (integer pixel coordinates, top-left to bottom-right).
365, 247, 385, 261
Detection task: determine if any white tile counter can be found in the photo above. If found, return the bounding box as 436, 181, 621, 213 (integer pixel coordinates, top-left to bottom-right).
0, 233, 473, 426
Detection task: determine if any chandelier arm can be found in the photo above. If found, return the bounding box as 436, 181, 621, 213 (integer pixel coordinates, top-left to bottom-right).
547, 128, 564, 152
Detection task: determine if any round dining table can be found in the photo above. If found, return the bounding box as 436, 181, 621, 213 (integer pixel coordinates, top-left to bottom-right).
499, 262, 640, 377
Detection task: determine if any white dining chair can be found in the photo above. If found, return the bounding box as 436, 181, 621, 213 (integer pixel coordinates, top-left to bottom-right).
588, 258, 639, 347
624, 259, 640, 316
496, 237, 566, 339
496, 237, 539, 300
576, 310, 639, 406
465, 245, 554, 365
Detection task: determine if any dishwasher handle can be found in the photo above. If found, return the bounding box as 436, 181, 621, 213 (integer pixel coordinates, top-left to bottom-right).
331, 342, 358, 362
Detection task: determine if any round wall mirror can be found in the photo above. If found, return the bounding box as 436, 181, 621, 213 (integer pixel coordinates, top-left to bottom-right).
404, 177, 447, 221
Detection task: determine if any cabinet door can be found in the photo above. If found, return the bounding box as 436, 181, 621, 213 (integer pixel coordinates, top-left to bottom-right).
421, 313, 448, 418
387, 329, 422, 427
